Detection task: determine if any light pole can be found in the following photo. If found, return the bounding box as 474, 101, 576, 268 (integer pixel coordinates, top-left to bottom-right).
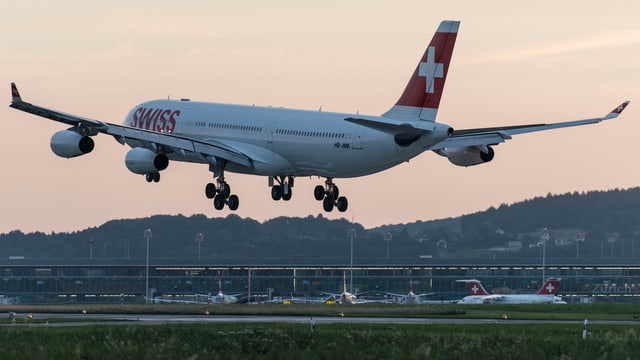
88, 239, 94, 260
144, 228, 152, 303
384, 232, 392, 259
246, 243, 255, 304
540, 228, 549, 283
195, 233, 204, 260
348, 227, 356, 293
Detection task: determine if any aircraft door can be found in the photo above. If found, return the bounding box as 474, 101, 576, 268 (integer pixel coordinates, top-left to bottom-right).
351, 127, 365, 150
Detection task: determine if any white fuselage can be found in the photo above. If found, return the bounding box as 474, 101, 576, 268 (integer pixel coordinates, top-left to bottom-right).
457, 294, 565, 304
122, 99, 444, 178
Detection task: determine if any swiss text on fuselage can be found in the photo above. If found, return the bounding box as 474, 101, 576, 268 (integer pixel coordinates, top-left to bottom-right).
129, 107, 180, 133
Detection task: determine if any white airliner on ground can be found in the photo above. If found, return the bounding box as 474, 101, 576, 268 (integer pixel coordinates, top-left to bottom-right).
9, 20, 629, 213
456, 278, 566, 304
199, 271, 241, 304
387, 271, 434, 304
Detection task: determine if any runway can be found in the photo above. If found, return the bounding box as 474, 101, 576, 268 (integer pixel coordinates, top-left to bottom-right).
6, 313, 640, 327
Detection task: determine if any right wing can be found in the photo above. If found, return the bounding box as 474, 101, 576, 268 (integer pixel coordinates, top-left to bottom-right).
9, 83, 253, 168
432, 101, 630, 150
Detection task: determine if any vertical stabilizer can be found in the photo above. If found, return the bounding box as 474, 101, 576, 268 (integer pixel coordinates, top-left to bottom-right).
537, 278, 561, 295
382, 20, 459, 121
465, 280, 490, 296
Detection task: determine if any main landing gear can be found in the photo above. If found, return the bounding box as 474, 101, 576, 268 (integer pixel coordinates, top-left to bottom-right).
205, 179, 239, 211
205, 162, 239, 211
314, 178, 348, 212
270, 176, 294, 201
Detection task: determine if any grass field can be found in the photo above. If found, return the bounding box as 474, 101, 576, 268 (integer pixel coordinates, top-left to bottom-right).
1, 322, 638, 359
1, 303, 639, 359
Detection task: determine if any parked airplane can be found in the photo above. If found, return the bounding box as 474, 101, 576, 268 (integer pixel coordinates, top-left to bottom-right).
200, 271, 241, 304
9, 20, 629, 213
323, 272, 391, 304
456, 278, 567, 304
147, 271, 241, 304
387, 271, 434, 304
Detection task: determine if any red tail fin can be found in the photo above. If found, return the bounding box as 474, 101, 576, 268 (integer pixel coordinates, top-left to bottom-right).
537, 278, 560, 295
465, 280, 490, 296
383, 20, 459, 121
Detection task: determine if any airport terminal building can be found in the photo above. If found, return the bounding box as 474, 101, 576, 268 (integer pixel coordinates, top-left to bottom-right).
1, 257, 639, 304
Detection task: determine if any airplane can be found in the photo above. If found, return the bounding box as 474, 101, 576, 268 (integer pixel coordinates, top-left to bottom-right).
456, 278, 567, 304
9, 20, 629, 213
201, 271, 241, 304
148, 271, 241, 304
324, 272, 359, 304
323, 271, 391, 304
387, 271, 434, 304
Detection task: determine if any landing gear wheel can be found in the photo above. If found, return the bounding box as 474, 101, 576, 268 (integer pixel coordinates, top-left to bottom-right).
336, 196, 348, 212
322, 196, 335, 212
220, 183, 231, 199
227, 195, 239, 211
213, 195, 226, 210
331, 185, 339, 199
146, 172, 160, 183
282, 188, 292, 201
314, 185, 325, 201
205, 183, 216, 199
271, 185, 283, 201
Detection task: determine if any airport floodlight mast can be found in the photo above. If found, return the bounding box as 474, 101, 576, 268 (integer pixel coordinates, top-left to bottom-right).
384, 232, 392, 259
144, 228, 152, 304
540, 228, 549, 283
88, 238, 94, 260
195, 233, 204, 260
246, 243, 255, 304
348, 227, 356, 293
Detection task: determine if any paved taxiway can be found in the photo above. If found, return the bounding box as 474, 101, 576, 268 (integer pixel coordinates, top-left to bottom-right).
5, 313, 640, 327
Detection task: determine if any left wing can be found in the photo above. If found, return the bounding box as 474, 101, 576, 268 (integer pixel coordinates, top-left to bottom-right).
432, 101, 630, 150
9, 83, 253, 168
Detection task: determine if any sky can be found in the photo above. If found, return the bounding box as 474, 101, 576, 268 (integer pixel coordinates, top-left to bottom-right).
1, 1, 639, 233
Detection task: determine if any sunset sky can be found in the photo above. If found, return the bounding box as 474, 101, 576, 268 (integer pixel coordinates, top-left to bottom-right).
1, 1, 638, 233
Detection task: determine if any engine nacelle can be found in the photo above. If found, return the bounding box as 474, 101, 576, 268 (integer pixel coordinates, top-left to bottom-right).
50, 130, 95, 158
438, 145, 494, 167
125, 147, 169, 175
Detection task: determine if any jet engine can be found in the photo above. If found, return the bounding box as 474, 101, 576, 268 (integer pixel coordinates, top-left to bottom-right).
436, 145, 494, 167
124, 147, 169, 175
50, 130, 95, 158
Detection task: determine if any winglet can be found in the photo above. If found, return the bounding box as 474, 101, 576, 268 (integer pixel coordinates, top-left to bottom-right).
604, 100, 630, 119
11, 83, 22, 103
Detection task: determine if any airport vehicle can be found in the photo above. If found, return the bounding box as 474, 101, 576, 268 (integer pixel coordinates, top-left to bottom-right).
456, 278, 567, 304
9, 20, 629, 213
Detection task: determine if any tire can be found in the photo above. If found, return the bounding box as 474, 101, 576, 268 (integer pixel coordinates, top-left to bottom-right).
322, 196, 334, 212
152, 172, 160, 182
205, 183, 216, 199
227, 195, 239, 211
282, 187, 292, 201
331, 185, 339, 199
213, 195, 226, 210
221, 183, 231, 199
336, 196, 348, 212
314, 185, 325, 201
271, 185, 283, 201
145, 173, 153, 183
